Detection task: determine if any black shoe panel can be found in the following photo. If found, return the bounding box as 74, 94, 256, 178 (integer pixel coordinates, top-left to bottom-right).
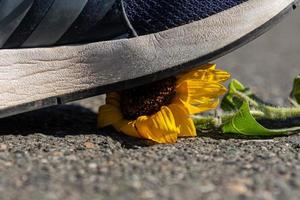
57, 0, 129, 45
0, 0, 131, 49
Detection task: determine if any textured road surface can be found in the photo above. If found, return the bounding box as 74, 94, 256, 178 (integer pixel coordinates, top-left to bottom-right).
1, 10, 300, 200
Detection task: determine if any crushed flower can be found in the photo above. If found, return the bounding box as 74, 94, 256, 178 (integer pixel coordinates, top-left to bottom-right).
98, 64, 230, 143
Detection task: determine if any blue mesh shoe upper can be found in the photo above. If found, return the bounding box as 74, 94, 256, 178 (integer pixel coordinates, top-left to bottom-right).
0, 0, 248, 48
123, 0, 248, 35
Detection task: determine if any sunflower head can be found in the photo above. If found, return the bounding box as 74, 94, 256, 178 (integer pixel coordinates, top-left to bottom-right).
120, 77, 176, 120
98, 64, 230, 144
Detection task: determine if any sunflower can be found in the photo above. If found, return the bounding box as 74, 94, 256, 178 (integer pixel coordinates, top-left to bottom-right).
98, 64, 230, 143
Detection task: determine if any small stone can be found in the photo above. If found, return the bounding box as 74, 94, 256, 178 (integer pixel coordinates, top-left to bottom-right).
140, 190, 155, 199
84, 142, 95, 149
199, 182, 215, 193
242, 163, 253, 169
227, 179, 250, 194
4, 162, 12, 167
0, 143, 7, 151
88, 163, 98, 170
52, 151, 64, 157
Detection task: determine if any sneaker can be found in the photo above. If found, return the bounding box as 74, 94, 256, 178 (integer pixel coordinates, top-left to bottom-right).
0, 0, 298, 118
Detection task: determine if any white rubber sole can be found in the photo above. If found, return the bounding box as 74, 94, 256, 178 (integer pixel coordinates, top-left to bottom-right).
0, 0, 297, 118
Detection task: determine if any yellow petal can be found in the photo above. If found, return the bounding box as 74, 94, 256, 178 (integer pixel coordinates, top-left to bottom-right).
202, 63, 216, 70
176, 80, 227, 99
173, 97, 219, 114
135, 106, 179, 143
98, 104, 123, 128
176, 64, 214, 81
113, 119, 141, 138
168, 104, 196, 137
177, 64, 230, 85
106, 92, 120, 107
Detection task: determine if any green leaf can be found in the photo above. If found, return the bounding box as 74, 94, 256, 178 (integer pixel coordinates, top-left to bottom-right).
221, 79, 253, 111
290, 75, 300, 105
222, 101, 300, 136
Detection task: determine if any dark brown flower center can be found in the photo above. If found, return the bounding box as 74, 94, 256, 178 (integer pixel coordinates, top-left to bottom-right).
120, 77, 177, 120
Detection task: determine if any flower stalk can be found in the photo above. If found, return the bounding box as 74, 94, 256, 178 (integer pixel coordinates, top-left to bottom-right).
235, 90, 300, 120
193, 110, 266, 130
194, 77, 300, 135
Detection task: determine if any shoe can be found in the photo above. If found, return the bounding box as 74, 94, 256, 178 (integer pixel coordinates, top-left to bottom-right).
0, 0, 298, 118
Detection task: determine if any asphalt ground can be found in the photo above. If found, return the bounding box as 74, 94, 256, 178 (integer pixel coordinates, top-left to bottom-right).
0, 10, 300, 200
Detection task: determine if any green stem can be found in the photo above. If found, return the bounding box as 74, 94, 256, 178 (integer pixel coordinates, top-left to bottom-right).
235, 90, 300, 119
261, 106, 300, 120
288, 97, 300, 107
235, 91, 259, 106
193, 110, 265, 130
